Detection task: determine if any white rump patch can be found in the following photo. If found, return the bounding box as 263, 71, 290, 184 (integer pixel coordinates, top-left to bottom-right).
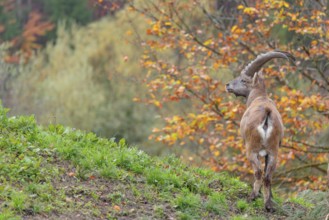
257, 119, 273, 146
259, 150, 267, 157
257, 125, 266, 140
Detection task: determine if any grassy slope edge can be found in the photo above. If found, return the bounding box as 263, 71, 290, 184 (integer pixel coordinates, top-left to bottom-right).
0, 105, 327, 220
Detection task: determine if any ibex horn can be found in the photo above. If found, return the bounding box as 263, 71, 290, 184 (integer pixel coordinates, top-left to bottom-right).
241, 51, 296, 78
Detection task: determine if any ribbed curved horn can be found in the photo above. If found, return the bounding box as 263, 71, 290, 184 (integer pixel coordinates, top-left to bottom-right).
241, 51, 295, 77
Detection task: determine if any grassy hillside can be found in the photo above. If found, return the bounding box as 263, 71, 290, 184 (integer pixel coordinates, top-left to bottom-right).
0, 104, 327, 220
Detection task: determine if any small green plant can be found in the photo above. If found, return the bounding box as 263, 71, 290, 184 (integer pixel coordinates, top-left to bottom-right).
174, 188, 202, 218
99, 164, 122, 180
108, 192, 125, 204
153, 205, 165, 218
231, 216, 267, 220
0, 209, 18, 220
236, 199, 249, 212
230, 216, 246, 220
177, 211, 195, 220
205, 192, 228, 215
10, 191, 28, 212
251, 198, 264, 209
289, 197, 313, 208
131, 185, 142, 198
145, 167, 182, 189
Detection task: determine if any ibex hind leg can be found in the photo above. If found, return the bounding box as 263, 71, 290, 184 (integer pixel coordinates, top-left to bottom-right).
264, 154, 277, 212
264, 154, 273, 198
248, 152, 262, 201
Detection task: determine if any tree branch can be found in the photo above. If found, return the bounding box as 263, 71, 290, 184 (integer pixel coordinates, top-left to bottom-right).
276, 162, 327, 176
238, 41, 257, 57
281, 144, 329, 154
170, 5, 222, 56
292, 140, 329, 150
299, 68, 329, 92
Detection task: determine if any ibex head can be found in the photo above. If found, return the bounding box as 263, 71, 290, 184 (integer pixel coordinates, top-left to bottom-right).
226, 51, 295, 98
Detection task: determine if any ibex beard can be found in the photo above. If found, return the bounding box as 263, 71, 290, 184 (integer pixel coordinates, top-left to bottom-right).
225, 51, 295, 212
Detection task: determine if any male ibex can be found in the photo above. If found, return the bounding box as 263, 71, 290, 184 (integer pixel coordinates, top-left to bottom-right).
226, 51, 295, 212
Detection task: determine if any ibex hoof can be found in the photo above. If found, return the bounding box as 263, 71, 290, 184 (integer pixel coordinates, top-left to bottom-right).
248, 192, 259, 201
265, 201, 275, 213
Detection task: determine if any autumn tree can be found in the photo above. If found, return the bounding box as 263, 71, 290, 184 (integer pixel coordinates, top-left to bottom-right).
0, 0, 127, 63
128, 0, 329, 191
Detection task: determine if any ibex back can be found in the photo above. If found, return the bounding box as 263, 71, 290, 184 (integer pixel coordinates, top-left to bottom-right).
226, 51, 295, 212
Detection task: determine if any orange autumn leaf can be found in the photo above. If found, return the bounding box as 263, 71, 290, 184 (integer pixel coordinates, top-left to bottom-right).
68, 172, 75, 177
113, 205, 121, 212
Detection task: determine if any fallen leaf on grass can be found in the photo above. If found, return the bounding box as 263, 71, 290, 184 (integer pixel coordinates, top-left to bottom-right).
113, 205, 121, 211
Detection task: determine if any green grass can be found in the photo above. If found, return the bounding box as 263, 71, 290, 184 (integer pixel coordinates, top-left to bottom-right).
236, 199, 249, 212
205, 192, 228, 215
0, 104, 325, 219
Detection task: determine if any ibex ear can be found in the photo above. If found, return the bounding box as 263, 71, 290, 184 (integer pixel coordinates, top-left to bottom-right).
252, 72, 264, 85
252, 72, 260, 85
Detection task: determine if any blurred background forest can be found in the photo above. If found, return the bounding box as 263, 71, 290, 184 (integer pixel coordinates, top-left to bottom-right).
0, 0, 328, 193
